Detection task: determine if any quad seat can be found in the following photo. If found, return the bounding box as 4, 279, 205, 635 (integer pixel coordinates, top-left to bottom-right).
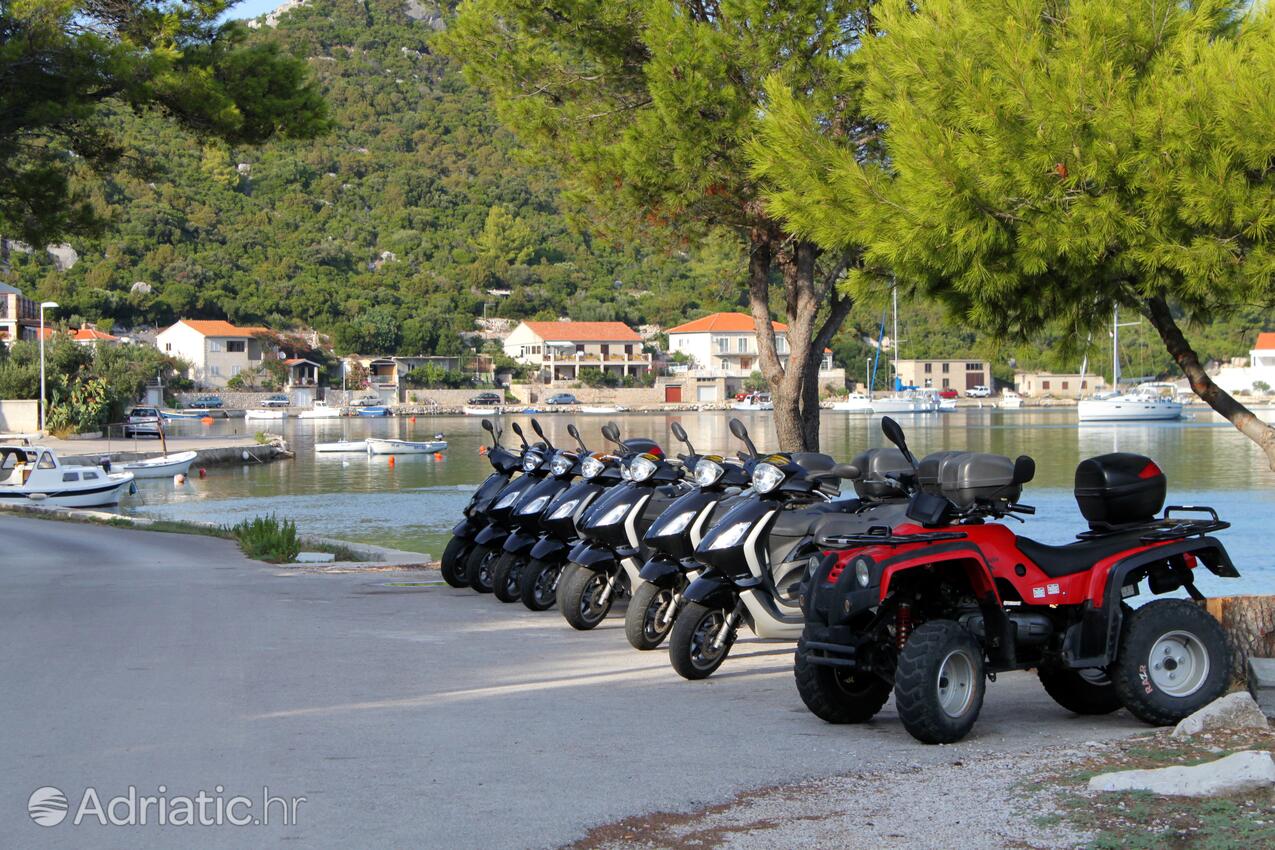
1014, 530, 1149, 578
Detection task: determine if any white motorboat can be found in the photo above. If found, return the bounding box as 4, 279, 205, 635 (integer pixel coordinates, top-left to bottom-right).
1078, 389, 1183, 422
938, 397, 958, 412
869, 392, 936, 414
731, 393, 773, 411
315, 439, 368, 453
830, 393, 874, 413
298, 401, 344, 419
580, 405, 626, 414
0, 445, 134, 507
245, 409, 287, 420
463, 406, 498, 416
366, 438, 448, 455
1000, 390, 1024, 409
118, 450, 198, 479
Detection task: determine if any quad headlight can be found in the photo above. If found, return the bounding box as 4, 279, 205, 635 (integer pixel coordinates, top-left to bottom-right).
550, 455, 573, 477
854, 557, 872, 587
694, 458, 724, 488
581, 455, 605, 480
752, 462, 786, 494
522, 453, 542, 472
630, 454, 657, 483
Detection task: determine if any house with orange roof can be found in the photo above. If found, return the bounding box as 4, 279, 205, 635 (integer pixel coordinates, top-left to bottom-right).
503, 320, 651, 383
1215, 332, 1275, 396
155, 319, 273, 388
70, 325, 121, 348
658, 312, 843, 403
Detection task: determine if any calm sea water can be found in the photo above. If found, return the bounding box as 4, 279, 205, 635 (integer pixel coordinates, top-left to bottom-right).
126, 407, 1275, 596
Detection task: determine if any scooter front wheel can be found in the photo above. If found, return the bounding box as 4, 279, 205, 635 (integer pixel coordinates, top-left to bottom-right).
440, 536, 471, 588
558, 563, 613, 631
520, 559, 561, 611
464, 543, 499, 594
625, 581, 677, 651
491, 552, 527, 603
669, 601, 736, 680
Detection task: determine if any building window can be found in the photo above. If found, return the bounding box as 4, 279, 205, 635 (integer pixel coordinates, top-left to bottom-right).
966, 362, 982, 371
209, 340, 222, 352
165, 343, 172, 352
231, 365, 242, 376
924, 363, 932, 374
1042, 380, 1051, 390
1062, 381, 1069, 390
942, 363, 950, 373
715, 336, 729, 353
227, 340, 246, 353
209, 366, 222, 377
1081, 380, 1088, 389
942, 378, 950, 388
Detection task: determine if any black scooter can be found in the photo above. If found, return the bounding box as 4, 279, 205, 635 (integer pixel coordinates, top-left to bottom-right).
623, 422, 752, 650
557, 423, 690, 631
441, 418, 523, 588
463, 421, 551, 593
668, 419, 912, 679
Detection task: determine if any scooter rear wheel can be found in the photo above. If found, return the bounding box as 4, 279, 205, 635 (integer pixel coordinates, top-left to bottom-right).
625, 581, 677, 651
464, 543, 498, 594
558, 563, 613, 630
491, 552, 527, 603
520, 559, 561, 611
440, 536, 471, 588
669, 601, 735, 680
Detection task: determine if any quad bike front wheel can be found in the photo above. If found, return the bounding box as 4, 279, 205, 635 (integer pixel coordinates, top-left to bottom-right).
520, 558, 561, 611
669, 601, 736, 680
625, 582, 677, 651
1038, 665, 1121, 715
464, 543, 499, 594
1111, 598, 1231, 726
557, 563, 614, 631
894, 620, 986, 744
794, 634, 893, 723
439, 536, 471, 588
491, 552, 528, 603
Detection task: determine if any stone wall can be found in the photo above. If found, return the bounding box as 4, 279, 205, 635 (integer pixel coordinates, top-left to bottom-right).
0, 399, 39, 433
403, 388, 509, 408
174, 391, 312, 409
507, 385, 664, 406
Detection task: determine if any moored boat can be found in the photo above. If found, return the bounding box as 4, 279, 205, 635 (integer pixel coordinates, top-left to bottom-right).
354, 405, 391, 417
160, 409, 205, 420
730, 393, 773, 411
579, 405, 625, 414
365, 438, 448, 455
830, 392, 874, 413
1077, 389, 1183, 422
463, 406, 498, 416
245, 409, 287, 420
0, 445, 134, 507
118, 450, 198, 479
298, 401, 344, 419
1000, 389, 1024, 409
315, 439, 368, 453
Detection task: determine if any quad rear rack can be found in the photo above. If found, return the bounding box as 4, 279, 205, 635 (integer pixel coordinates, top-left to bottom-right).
818, 525, 968, 549
1077, 505, 1230, 543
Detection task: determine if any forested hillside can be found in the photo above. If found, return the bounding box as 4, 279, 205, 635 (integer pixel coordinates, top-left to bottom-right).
0, 0, 1266, 370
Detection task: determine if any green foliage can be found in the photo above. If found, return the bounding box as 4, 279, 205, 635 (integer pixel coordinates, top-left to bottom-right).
744, 371, 768, 392
0, 1, 328, 246
577, 367, 619, 389
230, 514, 300, 563
403, 364, 468, 388
45, 376, 111, 436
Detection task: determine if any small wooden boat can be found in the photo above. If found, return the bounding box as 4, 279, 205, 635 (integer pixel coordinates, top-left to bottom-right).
245, 409, 287, 420
463, 406, 498, 416
298, 401, 344, 419
160, 409, 205, 420
118, 450, 198, 479
315, 439, 368, 453
354, 405, 391, 417
366, 438, 448, 455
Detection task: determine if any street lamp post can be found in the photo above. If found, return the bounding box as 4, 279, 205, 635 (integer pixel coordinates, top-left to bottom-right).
38, 301, 59, 432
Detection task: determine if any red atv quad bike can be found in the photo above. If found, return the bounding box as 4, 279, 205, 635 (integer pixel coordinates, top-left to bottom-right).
797, 417, 1239, 744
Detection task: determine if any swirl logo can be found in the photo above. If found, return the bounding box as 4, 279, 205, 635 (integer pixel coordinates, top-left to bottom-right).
28, 786, 68, 827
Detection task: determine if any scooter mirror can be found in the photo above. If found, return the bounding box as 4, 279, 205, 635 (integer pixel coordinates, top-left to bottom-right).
567, 423, 588, 451
530, 418, 553, 450
1013, 455, 1036, 486
670, 421, 694, 455
510, 421, 528, 449
601, 422, 623, 446
480, 418, 494, 435
880, 417, 916, 467
728, 418, 759, 458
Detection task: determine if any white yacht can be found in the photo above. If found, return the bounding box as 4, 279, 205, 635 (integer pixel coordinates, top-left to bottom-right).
1077, 308, 1183, 422
1000, 389, 1024, 409
830, 392, 874, 413
298, 400, 344, 419
0, 445, 135, 507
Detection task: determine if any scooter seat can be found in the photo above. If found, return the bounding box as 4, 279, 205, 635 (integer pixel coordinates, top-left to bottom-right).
1015, 531, 1148, 579
790, 452, 836, 472
770, 501, 851, 539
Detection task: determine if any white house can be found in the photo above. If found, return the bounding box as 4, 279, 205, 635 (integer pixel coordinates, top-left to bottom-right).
0, 283, 41, 344
156, 319, 269, 388
503, 321, 651, 383
1215, 333, 1275, 395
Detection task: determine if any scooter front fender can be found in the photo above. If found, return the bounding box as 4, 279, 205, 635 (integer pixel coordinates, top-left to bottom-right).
502, 529, 540, 555
474, 524, 508, 547
638, 555, 685, 587
567, 541, 618, 573
530, 536, 568, 563
682, 572, 739, 611
452, 517, 483, 539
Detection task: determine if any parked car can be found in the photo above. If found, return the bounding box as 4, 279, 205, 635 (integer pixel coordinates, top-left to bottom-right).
261, 394, 290, 408
124, 407, 162, 438
938, 388, 959, 399
191, 395, 223, 409
545, 393, 579, 405
966, 385, 992, 398
468, 392, 504, 406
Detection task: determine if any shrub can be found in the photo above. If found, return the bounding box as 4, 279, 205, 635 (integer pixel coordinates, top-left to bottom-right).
230, 514, 300, 563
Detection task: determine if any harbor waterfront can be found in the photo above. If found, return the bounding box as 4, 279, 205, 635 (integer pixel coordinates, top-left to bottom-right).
115, 407, 1275, 596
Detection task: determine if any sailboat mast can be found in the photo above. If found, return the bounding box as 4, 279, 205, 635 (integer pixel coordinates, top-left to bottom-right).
1112, 306, 1120, 390
892, 284, 899, 392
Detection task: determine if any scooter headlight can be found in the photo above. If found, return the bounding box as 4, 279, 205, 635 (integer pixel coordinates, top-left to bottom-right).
593, 502, 630, 528
548, 498, 579, 520
522, 453, 541, 472
705, 520, 751, 551
493, 490, 519, 509
519, 494, 551, 515
581, 455, 605, 480
694, 458, 724, 488
620, 463, 632, 481
752, 462, 786, 495
550, 455, 573, 477
630, 454, 657, 483
854, 557, 872, 588
659, 510, 697, 537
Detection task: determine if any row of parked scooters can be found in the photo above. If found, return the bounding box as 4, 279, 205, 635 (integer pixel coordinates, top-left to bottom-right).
442, 416, 1240, 744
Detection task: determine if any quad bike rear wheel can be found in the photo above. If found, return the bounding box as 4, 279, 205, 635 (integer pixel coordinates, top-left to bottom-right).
1038, 665, 1121, 715
557, 563, 613, 630
669, 601, 736, 680
464, 543, 499, 594
491, 552, 527, 603
625, 582, 677, 650
894, 620, 986, 744
1111, 598, 1231, 726
519, 558, 561, 611
439, 536, 471, 588
794, 634, 893, 723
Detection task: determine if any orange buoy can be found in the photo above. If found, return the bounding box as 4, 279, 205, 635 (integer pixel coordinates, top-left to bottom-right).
198, 468, 207, 478
410, 416, 417, 423
200, 416, 214, 425
434, 452, 443, 459
478, 445, 488, 455
388, 456, 396, 467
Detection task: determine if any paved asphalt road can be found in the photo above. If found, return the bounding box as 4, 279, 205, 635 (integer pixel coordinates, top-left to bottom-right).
1, 515, 1147, 849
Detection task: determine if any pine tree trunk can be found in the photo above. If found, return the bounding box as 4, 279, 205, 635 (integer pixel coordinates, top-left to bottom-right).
1204, 596, 1275, 684
1144, 296, 1275, 471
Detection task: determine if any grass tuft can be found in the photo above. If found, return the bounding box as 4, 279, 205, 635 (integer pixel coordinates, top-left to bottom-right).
229, 514, 300, 563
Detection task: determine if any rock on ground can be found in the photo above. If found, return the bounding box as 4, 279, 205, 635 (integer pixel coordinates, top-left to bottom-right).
1087, 750, 1275, 797
1171, 692, 1270, 738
